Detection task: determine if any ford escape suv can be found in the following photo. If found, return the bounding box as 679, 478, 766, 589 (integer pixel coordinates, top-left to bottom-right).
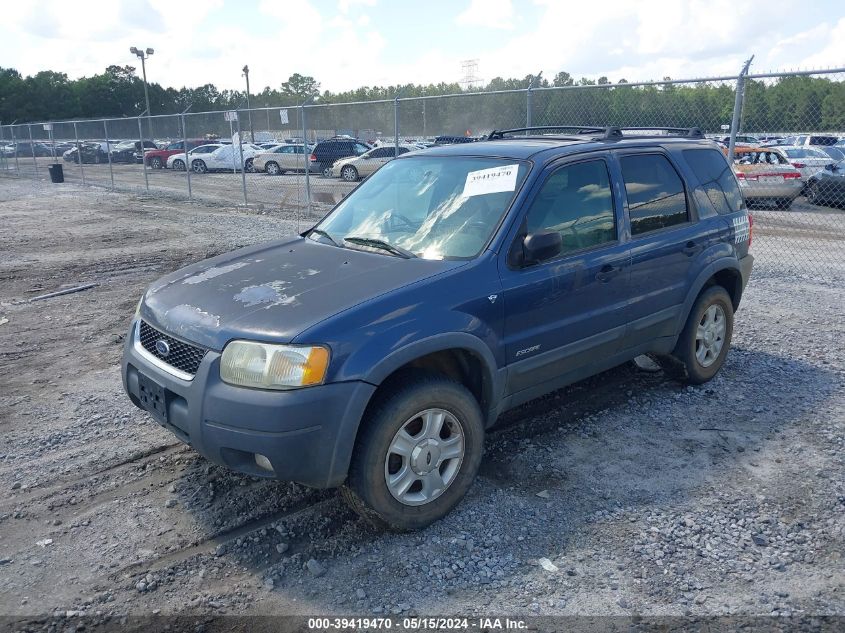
122, 125, 753, 531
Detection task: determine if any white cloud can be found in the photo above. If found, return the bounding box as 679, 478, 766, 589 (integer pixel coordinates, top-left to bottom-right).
338, 0, 377, 14
455, 0, 514, 30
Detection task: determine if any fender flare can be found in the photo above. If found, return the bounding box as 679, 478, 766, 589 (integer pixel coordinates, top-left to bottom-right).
674, 257, 742, 337
363, 331, 503, 416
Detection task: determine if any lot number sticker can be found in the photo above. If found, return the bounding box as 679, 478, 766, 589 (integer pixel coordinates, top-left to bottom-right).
463, 164, 519, 197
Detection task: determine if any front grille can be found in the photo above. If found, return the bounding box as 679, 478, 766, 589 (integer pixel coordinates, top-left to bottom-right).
139, 321, 207, 377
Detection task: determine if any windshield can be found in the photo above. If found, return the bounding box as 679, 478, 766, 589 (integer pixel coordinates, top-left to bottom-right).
314, 156, 529, 259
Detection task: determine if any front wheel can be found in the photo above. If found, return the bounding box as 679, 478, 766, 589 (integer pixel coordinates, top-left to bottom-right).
341, 165, 359, 181
192, 159, 208, 174
150, 156, 162, 169
805, 181, 820, 205
669, 286, 734, 384
172, 159, 185, 171
266, 161, 281, 175
341, 372, 484, 531
245, 158, 255, 173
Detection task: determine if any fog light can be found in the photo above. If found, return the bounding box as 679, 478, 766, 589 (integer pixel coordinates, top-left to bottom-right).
255, 453, 274, 473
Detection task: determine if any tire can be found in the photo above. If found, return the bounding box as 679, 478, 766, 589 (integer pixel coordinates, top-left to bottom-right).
172, 159, 185, 171
805, 181, 821, 206
192, 159, 207, 174
245, 158, 255, 173
340, 371, 484, 532
266, 161, 281, 176
670, 285, 734, 385
321, 165, 332, 178
341, 165, 359, 182
150, 156, 162, 169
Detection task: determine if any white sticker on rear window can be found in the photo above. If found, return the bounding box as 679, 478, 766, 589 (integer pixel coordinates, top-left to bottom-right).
463, 164, 519, 197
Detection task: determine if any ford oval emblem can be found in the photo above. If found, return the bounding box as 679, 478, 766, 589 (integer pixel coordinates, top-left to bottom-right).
155, 339, 170, 357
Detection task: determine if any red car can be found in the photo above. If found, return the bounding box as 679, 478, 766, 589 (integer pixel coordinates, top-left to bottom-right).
144, 140, 209, 169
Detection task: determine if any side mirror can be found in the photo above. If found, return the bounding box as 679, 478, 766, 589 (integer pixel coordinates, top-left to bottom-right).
825, 163, 835, 171
523, 230, 562, 264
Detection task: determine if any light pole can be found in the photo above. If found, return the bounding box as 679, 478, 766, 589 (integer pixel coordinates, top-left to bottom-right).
130, 46, 154, 142
242, 65, 254, 143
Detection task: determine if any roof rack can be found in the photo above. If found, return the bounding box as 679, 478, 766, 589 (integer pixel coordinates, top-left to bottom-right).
487, 126, 704, 141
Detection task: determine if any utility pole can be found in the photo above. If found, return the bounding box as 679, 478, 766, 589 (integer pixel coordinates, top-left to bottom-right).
130, 46, 155, 143
242, 65, 255, 143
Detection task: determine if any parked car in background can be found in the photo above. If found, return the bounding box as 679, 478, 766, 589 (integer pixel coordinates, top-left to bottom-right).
721, 135, 760, 146
253, 144, 313, 175
805, 161, 845, 207
188, 143, 263, 173
310, 137, 371, 176
731, 147, 803, 209
330, 144, 418, 181
2, 142, 53, 157
779, 146, 836, 182
819, 146, 845, 163
166, 144, 223, 170
109, 140, 156, 164
791, 134, 840, 147
144, 140, 209, 169
64, 141, 112, 164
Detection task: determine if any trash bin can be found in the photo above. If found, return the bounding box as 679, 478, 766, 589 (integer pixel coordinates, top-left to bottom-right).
48, 163, 64, 183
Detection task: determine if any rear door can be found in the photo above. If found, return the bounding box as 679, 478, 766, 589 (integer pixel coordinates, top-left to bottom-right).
499, 153, 631, 395
614, 150, 704, 347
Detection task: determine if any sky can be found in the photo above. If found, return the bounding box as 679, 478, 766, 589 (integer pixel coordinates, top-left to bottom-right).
1, 0, 844, 93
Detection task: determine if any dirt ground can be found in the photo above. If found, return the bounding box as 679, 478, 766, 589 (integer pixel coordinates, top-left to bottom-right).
0, 178, 843, 630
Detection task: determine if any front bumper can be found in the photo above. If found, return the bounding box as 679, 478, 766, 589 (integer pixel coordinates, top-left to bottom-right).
121, 319, 375, 488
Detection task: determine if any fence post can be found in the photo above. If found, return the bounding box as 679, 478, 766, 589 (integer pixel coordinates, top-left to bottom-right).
236, 112, 248, 205
526, 86, 532, 128
182, 113, 192, 200
73, 122, 85, 185
12, 127, 20, 176
28, 124, 37, 177
0, 123, 6, 174
728, 56, 754, 163
103, 120, 115, 190
302, 104, 310, 227
137, 117, 149, 191
394, 97, 400, 155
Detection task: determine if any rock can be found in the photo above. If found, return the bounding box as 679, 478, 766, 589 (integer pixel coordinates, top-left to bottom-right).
11, 482, 21, 490
356, 588, 367, 599
165, 499, 177, 508
617, 598, 629, 609
36, 539, 53, 548
752, 534, 769, 547
306, 559, 326, 577
538, 557, 558, 572
536, 490, 551, 499
135, 581, 147, 593
276, 543, 289, 554
263, 577, 274, 590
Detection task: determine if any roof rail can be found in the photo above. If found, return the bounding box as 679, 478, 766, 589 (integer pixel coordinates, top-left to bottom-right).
487, 125, 704, 141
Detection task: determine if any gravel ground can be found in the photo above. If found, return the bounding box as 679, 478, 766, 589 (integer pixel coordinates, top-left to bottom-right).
0, 178, 843, 628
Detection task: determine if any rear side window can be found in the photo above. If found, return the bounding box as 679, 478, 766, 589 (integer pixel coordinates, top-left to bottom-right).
620, 154, 689, 235
683, 149, 743, 215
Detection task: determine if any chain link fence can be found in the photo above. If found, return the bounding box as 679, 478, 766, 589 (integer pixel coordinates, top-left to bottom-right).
2, 66, 844, 271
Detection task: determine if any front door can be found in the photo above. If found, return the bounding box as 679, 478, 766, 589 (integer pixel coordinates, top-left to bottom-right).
499, 155, 631, 396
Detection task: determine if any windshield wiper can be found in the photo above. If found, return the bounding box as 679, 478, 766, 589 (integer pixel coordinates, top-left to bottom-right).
307, 228, 341, 247
343, 236, 416, 259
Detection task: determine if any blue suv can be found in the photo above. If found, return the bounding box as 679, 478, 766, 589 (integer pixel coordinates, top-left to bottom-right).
122, 126, 753, 531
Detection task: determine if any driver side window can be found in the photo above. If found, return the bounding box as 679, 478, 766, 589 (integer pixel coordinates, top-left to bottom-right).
524, 160, 616, 256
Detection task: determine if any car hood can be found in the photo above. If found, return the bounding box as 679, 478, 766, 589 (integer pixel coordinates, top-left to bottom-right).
140, 237, 464, 350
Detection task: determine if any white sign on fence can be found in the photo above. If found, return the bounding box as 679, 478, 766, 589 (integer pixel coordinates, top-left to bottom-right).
224, 111, 238, 122
42, 123, 53, 131
721, 124, 730, 131
279, 109, 289, 125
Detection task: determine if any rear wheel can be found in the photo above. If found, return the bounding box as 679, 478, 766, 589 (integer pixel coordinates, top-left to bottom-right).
192, 159, 208, 174
669, 286, 734, 384
805, 181, 821, 205
266, 161, 281, 175
150, 156, 162, 169
245, 158, 255, 173
341, 165, 359, 181
341, 372, 484, 531
321, 165, 332, 177
172, 159, 185, 171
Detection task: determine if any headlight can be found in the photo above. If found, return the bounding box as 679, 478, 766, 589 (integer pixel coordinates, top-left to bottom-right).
135, 297, 143, 317
220, 341, 330, 390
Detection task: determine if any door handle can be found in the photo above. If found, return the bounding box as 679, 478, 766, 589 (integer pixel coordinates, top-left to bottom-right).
683, 241, 702, 256
596, 264, 621, 282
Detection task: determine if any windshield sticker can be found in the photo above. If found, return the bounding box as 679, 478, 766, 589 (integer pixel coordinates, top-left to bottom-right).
462, 164, 519, 197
